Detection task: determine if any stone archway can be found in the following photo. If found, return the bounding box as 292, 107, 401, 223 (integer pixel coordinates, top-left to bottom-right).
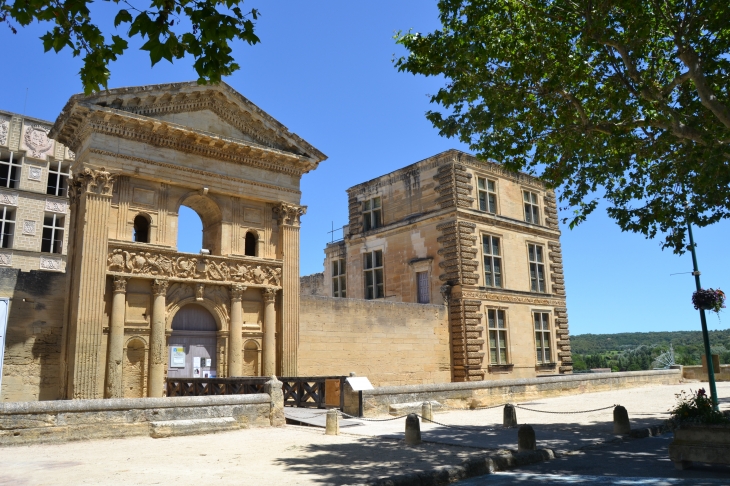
243, 340, 260, 376
177, 192, 223, 255
168, 304, 218, 379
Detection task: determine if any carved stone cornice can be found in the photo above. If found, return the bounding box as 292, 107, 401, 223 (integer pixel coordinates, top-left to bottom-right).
457, 209, 561, 239
451, 289, 566, 307
152, 279, 169, 296
231, 284, 247, 300
106, 241, 282, 288
113, 276, 128, 293
68, 167, 115, 204
273, 203, 306, 227
262, 287, 277, 303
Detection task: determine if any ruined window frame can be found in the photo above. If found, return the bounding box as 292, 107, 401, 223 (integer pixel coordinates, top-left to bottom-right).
527, 243, 547, 293
362, 197, 382, 232
523, 190, 540, 225
481, 234, 503, 288
363, 249, 384, 299
41, 212, 64, 254
477, 176, 498, 214
0, 151, 22, 189
0, 205, 16, 249
534, 311, 552, 364
46, 159, 70, 197
332, 258, 346, 298
487, 308, 509, 365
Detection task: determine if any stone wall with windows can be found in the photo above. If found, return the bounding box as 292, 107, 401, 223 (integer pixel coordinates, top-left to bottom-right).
298, 295, 451, 386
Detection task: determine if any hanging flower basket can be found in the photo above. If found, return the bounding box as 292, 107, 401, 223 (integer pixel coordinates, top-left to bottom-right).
692, 288, 726, 313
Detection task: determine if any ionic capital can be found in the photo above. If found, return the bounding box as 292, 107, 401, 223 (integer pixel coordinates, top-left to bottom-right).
68, 167, 116, 204
273, 202, 307, 227
261, 287, 277, 303
113, 276, 128, 293
152, 279, 169, 296
231, 284, 247, 300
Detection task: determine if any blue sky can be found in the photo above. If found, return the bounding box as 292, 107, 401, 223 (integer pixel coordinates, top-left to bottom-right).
1, 1, 727, 336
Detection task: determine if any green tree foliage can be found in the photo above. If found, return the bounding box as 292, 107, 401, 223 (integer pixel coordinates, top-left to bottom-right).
0, 0, 260, 93
395, 1, 730, 252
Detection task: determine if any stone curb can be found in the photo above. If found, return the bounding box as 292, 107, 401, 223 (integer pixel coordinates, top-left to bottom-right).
367, 449, 554, 486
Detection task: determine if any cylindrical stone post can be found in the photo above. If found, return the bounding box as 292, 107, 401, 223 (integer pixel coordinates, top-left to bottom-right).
613, 405, 631, 434
421, 402, 433, 423
262, 288, 277, 377
518, 425, 536, 452
503, 404, 517, 427
405, 413, 421, 445
325, 409, 340, 435
148, 279, 168, 397
228, 284, 246, 377
105, 277, 127, 398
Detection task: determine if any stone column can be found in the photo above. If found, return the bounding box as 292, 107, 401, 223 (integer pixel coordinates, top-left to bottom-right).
228, 284, 246, 377
262, 288, 277, 377
148, 279, 168, 397
105, 277, 128, 398
273, 203, 305, 376
64, 168, 116, 399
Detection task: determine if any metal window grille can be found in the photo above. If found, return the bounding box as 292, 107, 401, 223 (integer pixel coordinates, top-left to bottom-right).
416, 271, 429, 303
528, 244, 546, 293
534, 312, 552, 363
41, 213, 64, 254
482, 234, 502, 288
0, 152, 21, 189
0, 206, 15, 249
364, 250, 384, 299
362, 197, 382, 232
488, 309, 508, 364
46, 160, 70, 197
332, 258, 346, 298
523, 191, 540, 224
477, 177, 497, 213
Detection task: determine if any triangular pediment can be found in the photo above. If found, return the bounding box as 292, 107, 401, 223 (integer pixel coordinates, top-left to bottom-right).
51, 81, 326, 164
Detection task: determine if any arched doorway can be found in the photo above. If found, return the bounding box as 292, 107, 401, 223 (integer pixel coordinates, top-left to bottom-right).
168, 304, 218, 378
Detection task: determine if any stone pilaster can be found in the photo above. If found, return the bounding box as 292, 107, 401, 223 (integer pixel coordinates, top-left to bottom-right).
262, 287, 277, 377
64, 168, 116, 399
273, 202, 305, 376
228, 284, 246, 377
105, 276, 127, 398
547, 237, 572, 374
149, 278, 168, 397
448, 292, 485, 382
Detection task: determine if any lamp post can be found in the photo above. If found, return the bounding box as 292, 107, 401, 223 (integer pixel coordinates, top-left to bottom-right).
686, 214, 719, 411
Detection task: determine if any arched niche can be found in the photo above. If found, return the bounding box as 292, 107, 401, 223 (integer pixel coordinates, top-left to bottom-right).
133, 213, 151, 243
166, 296, 226, 332
244, 230, 257, 257
243, 340, 260, 376
177, 192, 223, 255
123, 336, 147, 398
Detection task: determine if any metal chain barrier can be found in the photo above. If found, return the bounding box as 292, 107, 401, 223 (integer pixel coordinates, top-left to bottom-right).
417, 414, 497, 432
440, 402, 507, 411
513, 404, 618, 414
339, 411, 409, 422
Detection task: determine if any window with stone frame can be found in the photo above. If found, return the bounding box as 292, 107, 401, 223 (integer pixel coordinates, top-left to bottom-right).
364, 250, 384, 299
528, 243, 546, 293
362, 197, 382, 232
332, 258, 346, 298
47, 159, 70, 197
487, 309, 508, 365
482, 234, 503, 288
0, 151, 21, 189
534, 312, 552, 364
41, 213, 64, 254
0, 206, 15, 248
477, 177, 497, 214
523, 190, 540, 224
416, 271, 430, 303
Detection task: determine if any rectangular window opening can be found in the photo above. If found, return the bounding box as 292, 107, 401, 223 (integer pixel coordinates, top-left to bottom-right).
41, 213, 64, 254
534, 312, 552, 364
0, 206, 16, 249
488, 309, 508, 365
362, 197, 382, 232
0, 152, 22, 189
477, 177, 497, 214
47, 160, 70, 197
523, 190, 540, 224
528, 243, 546, 293
332, 258, 347, 298
416, 271, 429, 304
364, 250, 384, 299
482, 234, 502, 288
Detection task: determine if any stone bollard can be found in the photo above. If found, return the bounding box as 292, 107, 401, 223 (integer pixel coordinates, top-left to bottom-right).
518, 425, 536, 452
421, 402, 433, 423
503, 404, 517, 427
405, 413, 421, 445
325, 409, 340, 435
613, 405, 631, 434
264, 375, 285, 427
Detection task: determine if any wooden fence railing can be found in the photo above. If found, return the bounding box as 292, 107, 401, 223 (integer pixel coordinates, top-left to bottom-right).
165, 376, 346, 410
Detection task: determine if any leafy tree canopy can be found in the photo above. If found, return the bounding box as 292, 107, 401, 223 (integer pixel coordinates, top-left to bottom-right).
0, 0, 260, 93
395, 0, 730, 252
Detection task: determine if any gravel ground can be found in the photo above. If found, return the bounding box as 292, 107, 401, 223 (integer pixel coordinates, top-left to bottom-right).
0, 381, 727, 485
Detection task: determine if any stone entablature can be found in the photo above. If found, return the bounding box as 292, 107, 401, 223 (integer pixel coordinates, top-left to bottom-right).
106, 242, 282, 288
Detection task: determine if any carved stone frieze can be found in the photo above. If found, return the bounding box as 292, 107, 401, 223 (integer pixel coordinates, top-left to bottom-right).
22, 124, 54, 159
273, 202, 306, 227
453, 290, 566, 307
0, 191, 18, 206
107, 243, 282, 288
0, 117, 8, 146
39, 256, 62, 271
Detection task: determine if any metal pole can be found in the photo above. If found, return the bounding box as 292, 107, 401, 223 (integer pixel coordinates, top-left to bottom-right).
686, 220, 719, 411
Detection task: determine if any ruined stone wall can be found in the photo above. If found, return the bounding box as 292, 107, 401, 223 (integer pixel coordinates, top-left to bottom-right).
0, 268, 67, 402
298, 295, 451, 386
300, 273, 326, 296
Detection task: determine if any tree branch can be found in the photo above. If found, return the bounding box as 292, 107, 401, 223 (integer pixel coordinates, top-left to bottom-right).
676, 44, 730, 130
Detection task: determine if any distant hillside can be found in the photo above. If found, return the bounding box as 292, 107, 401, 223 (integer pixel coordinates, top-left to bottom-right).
571, 330, 730, 355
